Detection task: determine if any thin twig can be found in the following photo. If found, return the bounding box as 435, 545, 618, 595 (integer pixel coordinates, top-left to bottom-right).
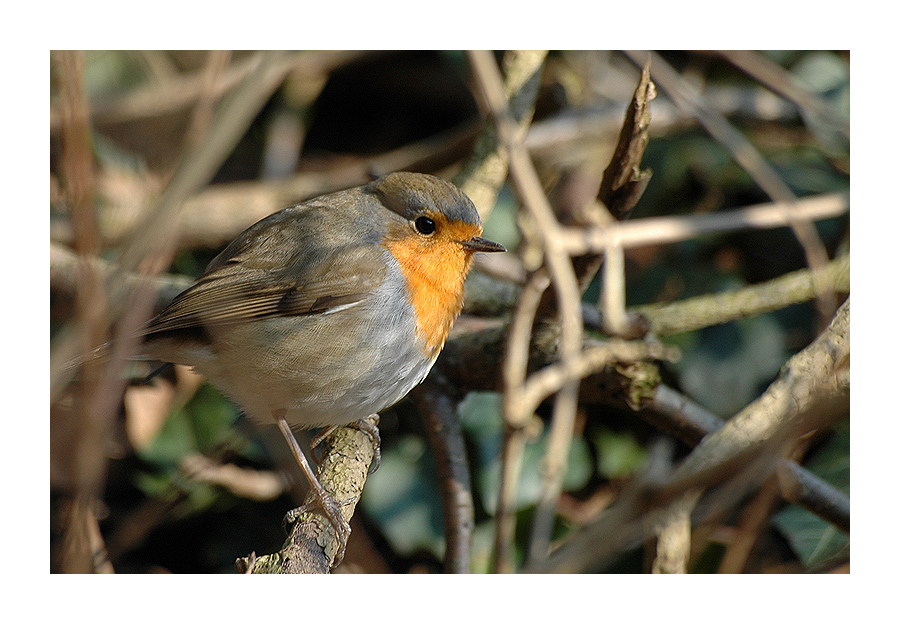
512, 339, 678, 425
455, 50, 547, 221
622, 51, 836, 323
562, 192, 848, 254
635, 255, 849, 336
181, 50, 232, 160
776, 458, 849, 533
494, 269, 550, 573
468, 50, 585, 567
601, 241, 627, 335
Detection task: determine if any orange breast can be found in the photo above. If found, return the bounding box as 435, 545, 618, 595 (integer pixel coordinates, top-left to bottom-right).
382, 219, 481, 355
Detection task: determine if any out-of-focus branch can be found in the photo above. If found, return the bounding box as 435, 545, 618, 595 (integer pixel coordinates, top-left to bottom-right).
50, 50, 362, 131
51, 241, 193, 317
716, 475, 783, 573
179, 50, 233, 165
50, 121, 482, 252
716, 50, 849, 140
411, 375, 474, 574
179, 454, 288, 501
53, 51, 122, 575
51, 51, 295, 400
55, 51, 109, 495
53, 496, 114, 574
52, 52, 301, 576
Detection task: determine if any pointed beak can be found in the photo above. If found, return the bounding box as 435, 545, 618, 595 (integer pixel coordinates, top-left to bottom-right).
461, 236, 506, 253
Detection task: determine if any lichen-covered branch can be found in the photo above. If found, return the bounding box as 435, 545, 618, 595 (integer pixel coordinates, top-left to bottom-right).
650, 297, 849, 572
238, 416, 378, 574
636, 255, 849, 336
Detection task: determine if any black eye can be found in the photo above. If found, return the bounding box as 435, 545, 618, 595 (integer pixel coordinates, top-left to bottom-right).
414, 216, 437, 235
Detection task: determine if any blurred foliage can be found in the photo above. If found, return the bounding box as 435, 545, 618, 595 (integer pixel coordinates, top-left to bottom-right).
51, 50, 849, 573
458, 392, 593, 515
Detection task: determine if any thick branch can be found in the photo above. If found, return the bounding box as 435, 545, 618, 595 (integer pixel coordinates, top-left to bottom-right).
676, 298, 849, 478
239, 416, 379, 574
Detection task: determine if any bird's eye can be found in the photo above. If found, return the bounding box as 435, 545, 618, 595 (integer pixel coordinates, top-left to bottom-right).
414, 216, 437, 235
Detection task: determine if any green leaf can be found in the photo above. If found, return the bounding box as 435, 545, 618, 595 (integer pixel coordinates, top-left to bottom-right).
592, 427, 648, 479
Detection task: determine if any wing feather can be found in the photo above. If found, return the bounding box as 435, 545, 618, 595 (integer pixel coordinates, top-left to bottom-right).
145, 201, 386, 336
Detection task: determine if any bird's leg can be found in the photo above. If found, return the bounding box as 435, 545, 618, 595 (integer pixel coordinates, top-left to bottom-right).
310, 415, 382, 474
273, 410, 350, 567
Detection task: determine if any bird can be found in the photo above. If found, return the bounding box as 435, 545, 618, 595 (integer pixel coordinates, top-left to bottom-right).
138, 172, 505, 566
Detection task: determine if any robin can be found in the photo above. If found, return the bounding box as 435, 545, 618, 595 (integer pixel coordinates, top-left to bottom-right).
139, 172, 505, 565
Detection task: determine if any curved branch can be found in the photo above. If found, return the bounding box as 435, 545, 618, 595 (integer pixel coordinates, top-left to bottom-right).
636, 255, 849, 336
411, 376, 474, 574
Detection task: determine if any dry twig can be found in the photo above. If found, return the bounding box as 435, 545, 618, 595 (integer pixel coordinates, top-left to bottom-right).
455, 50, 547, 220
623, 51, 836, 323
650, 298, 849, 573
468, 49, 587, 569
